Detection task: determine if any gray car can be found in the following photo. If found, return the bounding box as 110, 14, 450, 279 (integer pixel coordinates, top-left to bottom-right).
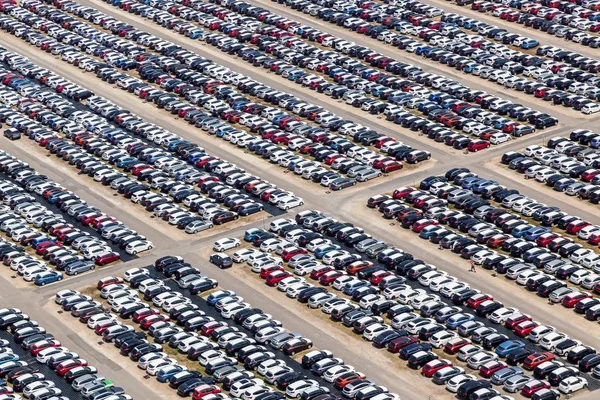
65, 261, 95, 276
269, 332, 298, 350
491, 367, 524, 385
503, 374, 533, 393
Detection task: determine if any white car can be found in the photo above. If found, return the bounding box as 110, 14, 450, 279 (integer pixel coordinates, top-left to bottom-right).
490, 132, 511, 144
559, 376, 587, 394
277, 196, 304, 210
285, 380, 320, 398
146, 358, 177, 375
446, 374, 476, 392
124, 267, 149, 282
323, 365, 354, 382
213, 238, 241, 251
488, 307, 519, 324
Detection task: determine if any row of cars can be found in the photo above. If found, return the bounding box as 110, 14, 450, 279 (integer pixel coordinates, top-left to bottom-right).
0, 306, 129, 400
449, 0, 600, 46
15, 0, 429, 189
367, 172, 600, 319
0, 50, 281, 227
103, 0, 553, 153
213, 214, 595, 399
64, 260, 392, 400
259, 0, 576, 120
290, 0, 600, 114
150, 255, 398, 400
503, 135, 600, 205
0, 152, 146, 284
0, 170, 139, 261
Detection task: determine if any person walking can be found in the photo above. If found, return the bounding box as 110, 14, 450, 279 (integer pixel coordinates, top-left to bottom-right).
469, 260, 476, 273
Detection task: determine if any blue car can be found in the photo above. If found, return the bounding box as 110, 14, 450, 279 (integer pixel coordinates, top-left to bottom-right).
157, 365, 186, 383
34, 271, 63, 286
512, 225, 535, 239
0, 353, 20, 365
461, 177, 483, 190
471, 180, 497, 194
206, 290, 235, 307
244, 228, 263, 242
524, 227, 551, 241
314, 245, 341, 259
521, 39, 539, 49
343, 281, 370, 296
446, 313, 474, 330
495, 340, 526, 357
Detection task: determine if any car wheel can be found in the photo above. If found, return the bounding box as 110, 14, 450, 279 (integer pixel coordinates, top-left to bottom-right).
74, 271, 78, 275
41, 282, 46, 286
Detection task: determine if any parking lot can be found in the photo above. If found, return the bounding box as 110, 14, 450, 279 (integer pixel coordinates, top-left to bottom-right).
0, 0, 599, 398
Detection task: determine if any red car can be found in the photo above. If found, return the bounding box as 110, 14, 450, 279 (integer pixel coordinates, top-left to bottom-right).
421, 359, 452, 378
381, 160, 403, 173
392, 187, 415, 199
94, 252, 121, 266
131, 164, 151, 175
97, 276, 123, 289
504, 314, 532, 330
372, 157, 394, 169
479, 361, 506, 378
411, 219, 439, 233
444, 338, 471, 355
413, 196, 433, 209
95, 321, 119, 335
310, 266, 335, 280
487, 234, 510, 248
562, 292, 592, 308
467, 294, 493, 309
581, 169, 600, 182
387, 336, 418, 353
281, 248, 307, 262
200, 321, 226, 336
346, 261, 373, 275
265, 270, 292, 286
521, 380, 550, 398
35, 241, 58, 255
566, 220, 591, 235
140, 315, 170, 330
56, 359, 88, 376
192, 385, 221, 400
333, 372, 366, 389
30, 340, 61, 356
588, 234, 600, 245
514, 321, 539, 337
523, 352, 554, 370
468, 140, 490, 152
536, 233, 560, 247
132, 308, 159, 323
259, 266, 284, 279
319, 271, 345, 286
370, 271, 392, 285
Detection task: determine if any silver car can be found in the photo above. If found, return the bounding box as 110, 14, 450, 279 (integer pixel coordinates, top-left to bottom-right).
503, 374, 533, 393
184, 220, 213, 234
355, 168, 382, 182
491, 367, 524, 385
